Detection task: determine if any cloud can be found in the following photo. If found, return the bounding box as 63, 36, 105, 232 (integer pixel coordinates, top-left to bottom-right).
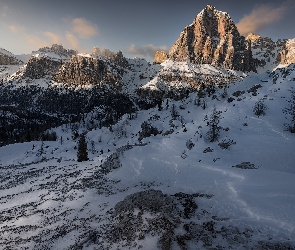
1, 5, 8, 17
71, 18, 98, 39
7, 24, 24, 33
126, 44, 168, 58
66, 32, 81, 51
44, 32, 61, 44
25, 34, 49, 48
6, 24, 62, 50
237, 3, 289, 36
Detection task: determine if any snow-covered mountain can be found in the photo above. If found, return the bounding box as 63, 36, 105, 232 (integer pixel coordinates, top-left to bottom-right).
1, 66, 295, 249
0, 4, 295, 250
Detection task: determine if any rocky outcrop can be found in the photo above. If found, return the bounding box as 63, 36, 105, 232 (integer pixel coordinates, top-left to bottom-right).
91, 47, 129, 68
154, 51, 168, 63
23, 56, 60, 79
37, 44, 77, 59
0, 54, 22, 65
0, 49, 22, 65
167, 5, 256, 72
54, 56, 121, 87
280, 38, 295, 65
246, 33, 261, 43
249, 35, 287, 69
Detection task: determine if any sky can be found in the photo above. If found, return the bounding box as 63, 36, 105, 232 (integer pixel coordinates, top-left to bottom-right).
0, 0, 295, 61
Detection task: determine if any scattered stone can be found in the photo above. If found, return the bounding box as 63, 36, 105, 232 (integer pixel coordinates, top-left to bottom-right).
203, 147, 214, 153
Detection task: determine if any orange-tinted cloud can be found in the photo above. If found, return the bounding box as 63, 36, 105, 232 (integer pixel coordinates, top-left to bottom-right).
66, 32, 81, 51
44, 32, 61, 45
126, 44, 168, 58
237, 3, 288, 36
71, 18, 98, 39
6, 24, 62, 50
7, 24, 24, 33
25, 34, 49, 48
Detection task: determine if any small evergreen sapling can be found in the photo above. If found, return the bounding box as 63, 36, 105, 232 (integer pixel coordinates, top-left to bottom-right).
253, 99, 267, 117
206, 106, 222, 142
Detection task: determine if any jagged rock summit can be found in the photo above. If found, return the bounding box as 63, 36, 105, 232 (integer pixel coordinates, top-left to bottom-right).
156, 5, 256, 72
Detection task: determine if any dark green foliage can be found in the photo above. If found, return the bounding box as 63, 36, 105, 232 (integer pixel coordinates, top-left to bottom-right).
253, 99, 267, 117
138, 121, 160, 141
283, 91, 295, 133
218, 139, 236, 149
0, 84, 134, 146
206, 106, 222, 142
41, 131, 57, 141
77, 133, 88, 162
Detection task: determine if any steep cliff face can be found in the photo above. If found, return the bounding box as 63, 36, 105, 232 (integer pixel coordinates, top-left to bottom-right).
158, 5, 255, 72
247, 34, 287, 71
280, 38, 295, 65
54, 56, 121, 88
154, 51, 168, 64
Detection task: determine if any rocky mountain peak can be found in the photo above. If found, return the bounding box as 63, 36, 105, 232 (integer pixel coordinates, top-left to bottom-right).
205, 4, 214, 10
246, 33, 261, 43
156, 5, 256, 72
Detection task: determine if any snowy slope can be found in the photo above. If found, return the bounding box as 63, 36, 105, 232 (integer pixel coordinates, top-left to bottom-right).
1, 64, 295, 249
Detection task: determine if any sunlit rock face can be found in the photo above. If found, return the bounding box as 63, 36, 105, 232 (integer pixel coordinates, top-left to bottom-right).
168, 5, 256, 72
154, 51, 168, 64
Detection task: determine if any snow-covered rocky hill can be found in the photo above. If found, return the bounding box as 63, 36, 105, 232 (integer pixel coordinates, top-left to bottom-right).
1, 64, 295, 249
1, 4, 295, 250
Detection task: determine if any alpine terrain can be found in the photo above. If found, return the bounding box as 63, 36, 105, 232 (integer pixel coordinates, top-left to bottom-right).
0, 5, 295, 250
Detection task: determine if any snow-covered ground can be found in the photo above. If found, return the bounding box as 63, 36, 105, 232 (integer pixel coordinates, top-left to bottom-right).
1, 63, 295, 249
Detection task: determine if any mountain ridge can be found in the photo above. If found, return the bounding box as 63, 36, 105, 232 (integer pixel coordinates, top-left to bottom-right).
0, 5, 295, 249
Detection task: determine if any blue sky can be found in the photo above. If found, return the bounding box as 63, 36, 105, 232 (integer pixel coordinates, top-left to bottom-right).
0, 0, 294, 61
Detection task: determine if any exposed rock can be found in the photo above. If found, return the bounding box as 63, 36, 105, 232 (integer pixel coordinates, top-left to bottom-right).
232, 162, 257, 169
0, 49, 22, 65
246, 32, 261, 43
280, 38, 295, 65
137, 60, 240, 101
113, 50, 129, 68
107, 190, 200, 249
138, 121, 161, 141
203, 147, 214, 153
91, 47, 129, 68
24, 56, 60, 79
168, 5, 256, 72
54, 56, 121, 88
154, 51, 168, 64
100, 145, 133, 174
249, 35, 286, 69
37, 44, 77, 58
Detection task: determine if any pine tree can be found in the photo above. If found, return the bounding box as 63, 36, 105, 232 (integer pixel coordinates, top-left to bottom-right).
77, 133, 88, 162
206, 106, 222, 142
283, 91, 295, 133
